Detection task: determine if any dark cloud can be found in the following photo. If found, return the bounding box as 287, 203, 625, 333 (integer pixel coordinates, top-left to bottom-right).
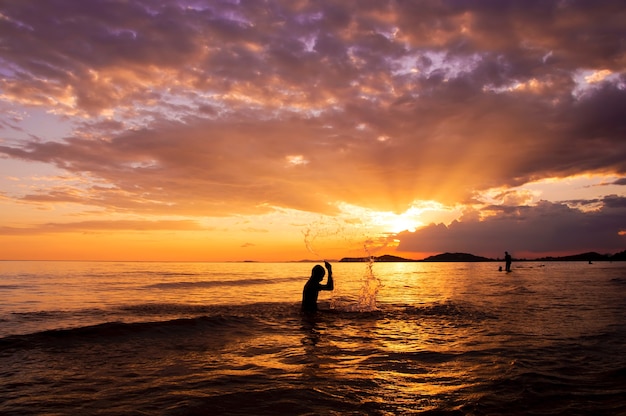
396, 197, 626, 257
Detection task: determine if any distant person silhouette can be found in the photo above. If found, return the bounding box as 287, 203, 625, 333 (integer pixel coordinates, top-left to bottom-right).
504, 251, 512, 272
302, 261, 334, 313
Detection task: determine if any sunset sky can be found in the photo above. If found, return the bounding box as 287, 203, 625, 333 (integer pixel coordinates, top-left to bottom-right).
1, 0, 625, 261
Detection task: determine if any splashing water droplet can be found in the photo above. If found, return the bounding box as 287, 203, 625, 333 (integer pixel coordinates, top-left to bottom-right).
355, 254, 382, 312
302, 227, 321, 259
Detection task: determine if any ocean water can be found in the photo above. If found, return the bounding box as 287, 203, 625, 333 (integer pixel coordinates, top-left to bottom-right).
1, 260, 625, 415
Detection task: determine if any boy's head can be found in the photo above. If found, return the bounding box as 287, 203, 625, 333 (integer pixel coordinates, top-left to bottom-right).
312, 264, 325, 281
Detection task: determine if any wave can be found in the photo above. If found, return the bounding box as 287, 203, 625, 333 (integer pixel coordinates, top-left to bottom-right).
396, 300, 497, 321
145, 276, 300, 289
0, 312, 264, 352
1, 299, 492, 347
6, 296, 616, 355
0, 284, 30, 290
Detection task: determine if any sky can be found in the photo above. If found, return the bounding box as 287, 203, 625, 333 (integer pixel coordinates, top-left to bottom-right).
0, 0, 625, 261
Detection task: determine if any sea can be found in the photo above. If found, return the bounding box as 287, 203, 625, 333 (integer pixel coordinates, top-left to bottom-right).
1, 260, 625, 415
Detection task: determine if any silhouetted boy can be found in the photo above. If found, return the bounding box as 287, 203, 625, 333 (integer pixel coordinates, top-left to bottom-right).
302, 261, 334, 313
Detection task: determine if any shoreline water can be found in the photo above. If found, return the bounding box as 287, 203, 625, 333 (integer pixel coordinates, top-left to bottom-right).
1, 261, 625, 415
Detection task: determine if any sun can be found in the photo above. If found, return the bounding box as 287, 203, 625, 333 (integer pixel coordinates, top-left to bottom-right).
390, 217, 417, 233
365, 210, 422, 234
384, 214, 420, 233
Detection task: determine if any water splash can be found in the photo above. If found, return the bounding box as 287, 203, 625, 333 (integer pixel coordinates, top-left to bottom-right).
302, 218, 353, 261
355, 241, 382, 312
302, 227, 322, 259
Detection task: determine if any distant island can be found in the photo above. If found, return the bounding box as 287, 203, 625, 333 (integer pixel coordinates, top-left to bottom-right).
340, 252, 491, 262
422, 252, 493, 262
533, 250, 626, 262
340, 254, 418, 262
339, 250, 626, 262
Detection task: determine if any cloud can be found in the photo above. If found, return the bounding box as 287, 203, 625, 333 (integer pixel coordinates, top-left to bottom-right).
396, 197, 626, 257
0, 219, 205, 235
0, 0, 625, 220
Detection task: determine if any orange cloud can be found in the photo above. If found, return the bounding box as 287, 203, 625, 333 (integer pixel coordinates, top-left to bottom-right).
1, 0, 625, 260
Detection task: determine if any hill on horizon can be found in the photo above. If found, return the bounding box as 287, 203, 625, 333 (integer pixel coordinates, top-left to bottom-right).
339, 253, 490, 262
339, 254, 416, 262
337, 250, 626, 263
421, 252, 493, 262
